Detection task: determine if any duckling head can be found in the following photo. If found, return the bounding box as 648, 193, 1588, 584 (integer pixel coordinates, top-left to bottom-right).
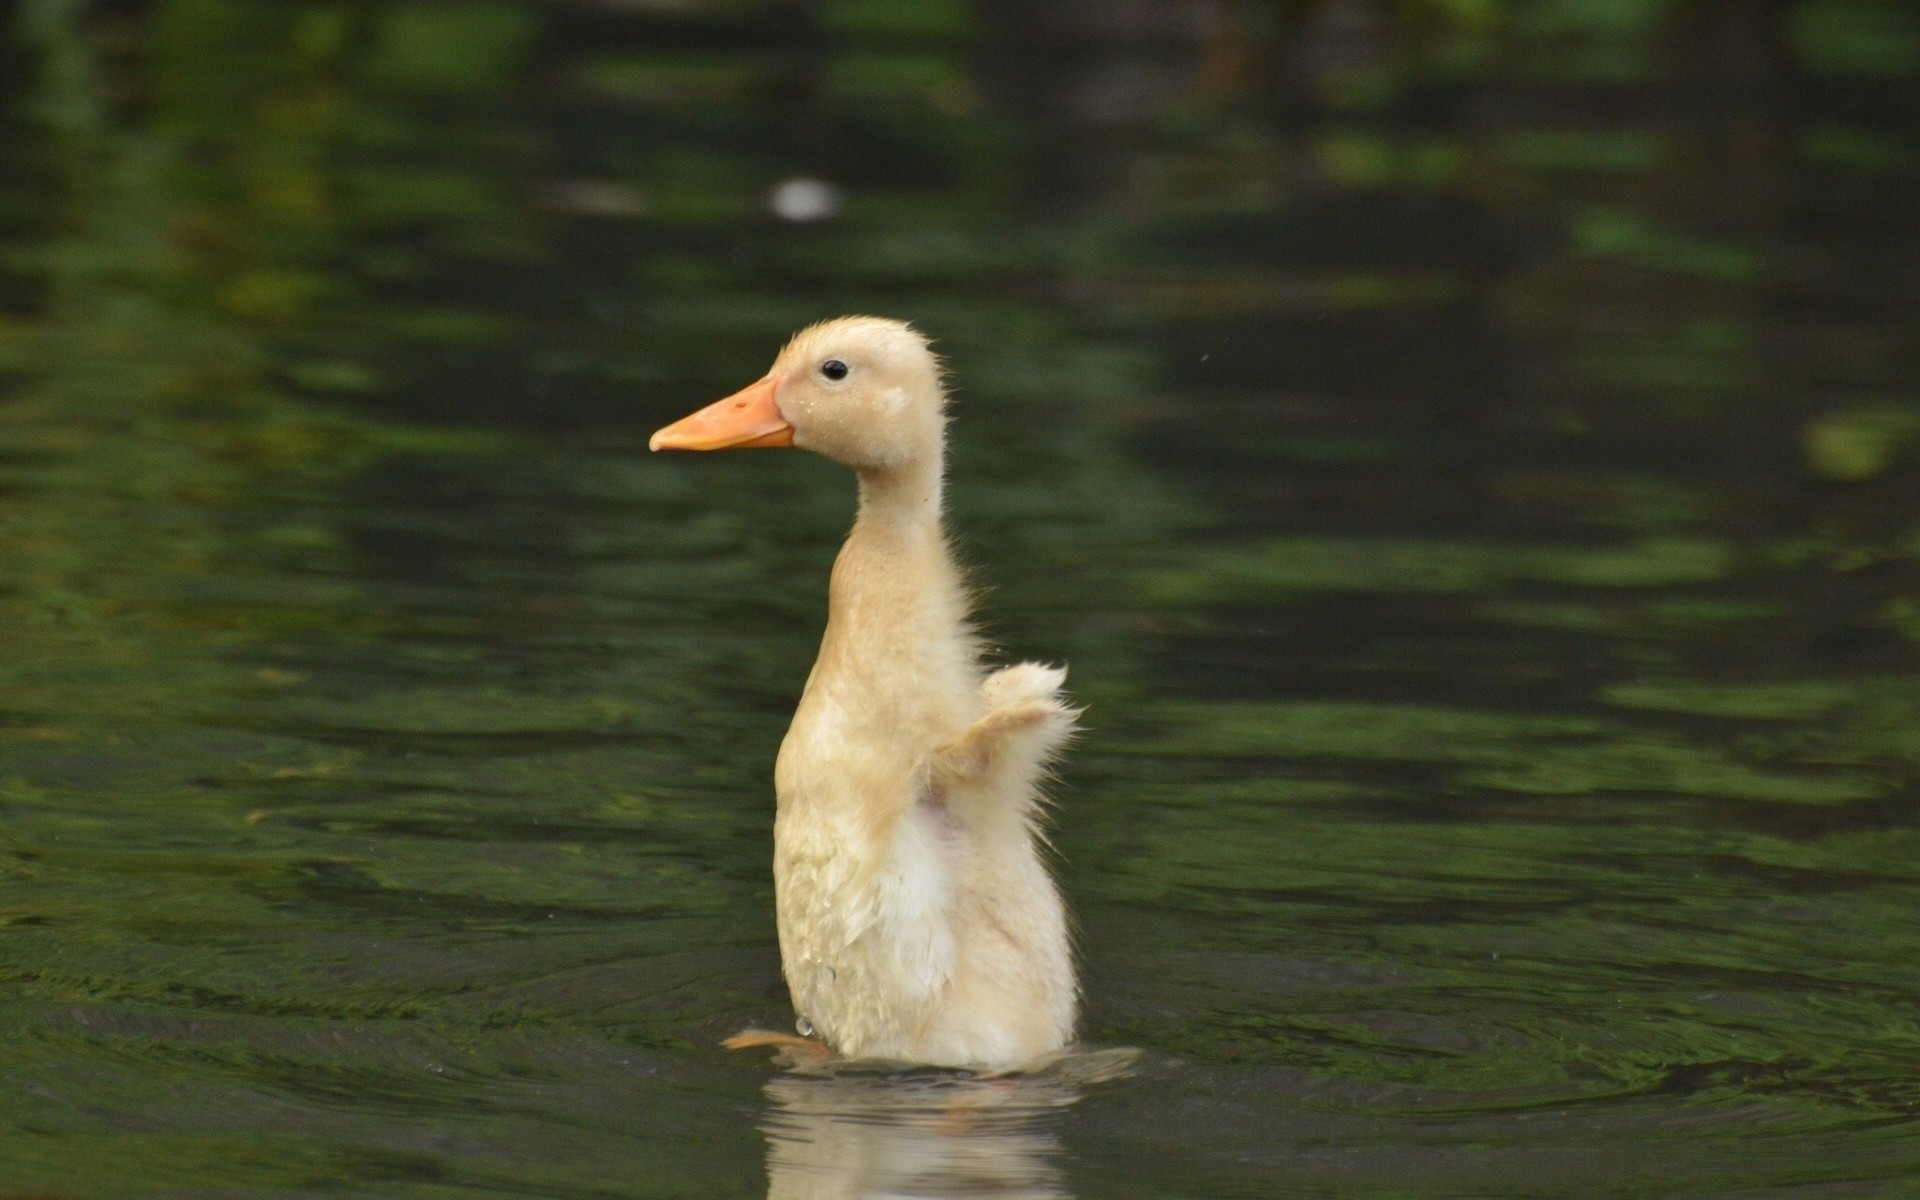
650, 316, 945, 473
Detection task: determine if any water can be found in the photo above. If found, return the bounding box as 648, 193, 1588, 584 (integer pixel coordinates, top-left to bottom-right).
3, 1, 1919, 1195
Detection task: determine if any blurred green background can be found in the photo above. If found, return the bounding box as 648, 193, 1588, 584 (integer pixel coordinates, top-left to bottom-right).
2, 1, 1918, 1196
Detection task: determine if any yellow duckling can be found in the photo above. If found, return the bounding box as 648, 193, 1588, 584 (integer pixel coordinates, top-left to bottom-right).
651, 317, 1078, 1068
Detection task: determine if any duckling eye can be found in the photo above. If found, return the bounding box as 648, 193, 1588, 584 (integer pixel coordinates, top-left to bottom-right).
820, 359, 849, 381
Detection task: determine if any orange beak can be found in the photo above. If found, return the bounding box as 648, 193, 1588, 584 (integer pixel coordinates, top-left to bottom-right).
649, 376, 794, 452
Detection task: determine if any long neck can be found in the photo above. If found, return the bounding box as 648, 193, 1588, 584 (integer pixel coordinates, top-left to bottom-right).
853, 451, 943, 534
837, 451, 956, 634
807, 447, 977, 724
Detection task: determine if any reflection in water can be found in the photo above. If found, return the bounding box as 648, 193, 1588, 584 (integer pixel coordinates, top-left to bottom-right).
758, 1053, 1133, 1200
762, 1074, 1066, 1200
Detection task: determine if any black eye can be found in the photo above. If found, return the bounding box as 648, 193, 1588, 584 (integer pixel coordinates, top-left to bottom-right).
820, 359, 849, 381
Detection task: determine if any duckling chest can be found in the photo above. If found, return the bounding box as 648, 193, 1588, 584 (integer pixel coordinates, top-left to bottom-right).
770, 788, 961, 1026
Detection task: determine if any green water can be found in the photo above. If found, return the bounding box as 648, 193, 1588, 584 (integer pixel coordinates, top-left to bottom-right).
3, 1, 1919, 1195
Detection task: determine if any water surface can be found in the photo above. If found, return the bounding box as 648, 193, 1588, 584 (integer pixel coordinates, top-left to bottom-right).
3, 1, 1919, 1196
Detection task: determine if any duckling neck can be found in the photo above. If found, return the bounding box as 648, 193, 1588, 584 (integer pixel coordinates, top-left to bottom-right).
839, 453, 956, 617
852, 453, 943, 532
807, 451, 974, 727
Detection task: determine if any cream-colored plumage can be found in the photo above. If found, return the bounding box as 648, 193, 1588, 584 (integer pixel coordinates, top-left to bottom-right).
651, 317, 1078, 1068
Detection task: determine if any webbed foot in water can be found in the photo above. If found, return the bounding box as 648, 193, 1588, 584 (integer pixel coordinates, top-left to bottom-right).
722, 1028, 834, 1066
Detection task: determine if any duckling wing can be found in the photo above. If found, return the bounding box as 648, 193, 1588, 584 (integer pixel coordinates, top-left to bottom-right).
928, 663, 1078, 827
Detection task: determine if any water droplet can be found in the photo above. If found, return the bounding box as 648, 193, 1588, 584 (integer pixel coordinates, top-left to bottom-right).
795, 1016, 814, 1037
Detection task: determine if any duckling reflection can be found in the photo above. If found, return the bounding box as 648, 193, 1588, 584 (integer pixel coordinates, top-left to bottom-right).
755, 1051, 1135, 1200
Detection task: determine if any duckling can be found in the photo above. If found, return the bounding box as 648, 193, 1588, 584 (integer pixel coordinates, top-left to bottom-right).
651, 317, 1078, 1068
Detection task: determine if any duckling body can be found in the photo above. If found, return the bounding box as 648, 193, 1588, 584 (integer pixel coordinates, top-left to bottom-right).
652, 318, 1077, 1068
